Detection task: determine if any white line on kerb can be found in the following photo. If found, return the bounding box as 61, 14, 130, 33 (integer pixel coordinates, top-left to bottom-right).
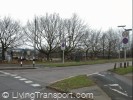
86, 72, 99, 76
87, 72, 105, 77
97, 73, 105, 77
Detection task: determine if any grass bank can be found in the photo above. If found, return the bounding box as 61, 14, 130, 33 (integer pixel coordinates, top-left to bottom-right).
49, 75, 95, 92
39, 58, 132, 67
109, 66, 133, 75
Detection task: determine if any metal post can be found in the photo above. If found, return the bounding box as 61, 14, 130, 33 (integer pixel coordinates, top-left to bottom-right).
20, 56, 22, 67
118, 43, 122, 67
63, 50, 64, 64
33, 17, 37, 67
33, 56, 35, 67
124, 47, 126, 68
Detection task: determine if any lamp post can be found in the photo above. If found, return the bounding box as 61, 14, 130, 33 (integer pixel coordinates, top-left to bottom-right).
33, 17, 37, 67
118, 25, 132, 67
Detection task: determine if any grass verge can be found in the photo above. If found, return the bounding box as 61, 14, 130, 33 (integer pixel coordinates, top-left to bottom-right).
48, 75, 95, 92
38, 58, 132, 67
109, 66, 133, 75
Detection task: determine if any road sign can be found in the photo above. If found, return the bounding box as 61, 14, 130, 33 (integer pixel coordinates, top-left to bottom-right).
122, 38, 128, 44
122, 31, 129, 37
61, 39, 66, 51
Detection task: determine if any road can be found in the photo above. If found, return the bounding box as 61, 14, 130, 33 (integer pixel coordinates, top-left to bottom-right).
3, 62, 117, 84
89, 71, 132, 100
0, 71, 80, 100
0, 62, 132, 100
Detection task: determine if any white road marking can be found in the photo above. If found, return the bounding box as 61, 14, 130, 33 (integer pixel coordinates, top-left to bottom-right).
0, 71, 41, 88
0, 71, 4, 73
0, 74, 7, 76
111, 88, 128, 96
106, 84, 123, 90
3, 72, 10, 75
87, 72, 99, 76
96, 73, 105, 77
108, 84, 119, 86
24, 80, 33, 83
19, 78, 27, 81
10, 74, 18, 77
14, 76, 22, 78
31, 84, 41, 87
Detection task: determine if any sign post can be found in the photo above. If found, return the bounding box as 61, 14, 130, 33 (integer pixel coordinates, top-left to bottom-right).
61, 39, 65, 64
122, 31, 129, 68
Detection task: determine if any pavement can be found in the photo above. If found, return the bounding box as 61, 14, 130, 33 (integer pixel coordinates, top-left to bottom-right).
72, 85, 111, 100
124, 73, 133, 80
0, 64, 45, 70
89, 71, 132, 100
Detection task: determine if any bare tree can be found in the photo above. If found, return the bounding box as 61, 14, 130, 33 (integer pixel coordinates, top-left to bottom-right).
89, 30, 102, 59
99, 32, 108, 58
63, 14, 87, 59
106, 28, 119, 59
0, 17, 23, 60
81, 29, 92, 60
24, 14, 62, 61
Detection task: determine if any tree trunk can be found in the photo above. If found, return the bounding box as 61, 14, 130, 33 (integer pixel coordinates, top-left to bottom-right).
107, 41, 111, 59
85, 49, 89, 60
103, 40, 105, 59
46, 54, 50, 61
2, 45, 6, 60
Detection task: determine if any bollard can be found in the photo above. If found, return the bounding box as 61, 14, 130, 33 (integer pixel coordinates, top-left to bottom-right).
114, 63, 117, 69
127, 62, 129, 67
124, 62, 126, 68
20, 56, 23, 67
120, 62, 122, 68
33, 57, 35, 67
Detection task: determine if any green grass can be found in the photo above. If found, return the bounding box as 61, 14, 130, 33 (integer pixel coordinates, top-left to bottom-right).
37, 58, 132, 67
49, 75, 95, 92
110, 66, 133, 75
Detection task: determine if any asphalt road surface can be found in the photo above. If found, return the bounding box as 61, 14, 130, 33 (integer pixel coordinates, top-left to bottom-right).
0, 62, 132, 100
0, 71, 80, 100
89, 71, 132, 100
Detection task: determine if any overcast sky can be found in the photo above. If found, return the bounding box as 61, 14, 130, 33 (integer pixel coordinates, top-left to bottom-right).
0, 0, 132, 31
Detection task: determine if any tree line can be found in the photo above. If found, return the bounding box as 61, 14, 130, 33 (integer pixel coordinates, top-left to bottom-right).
0, 13, 132, 61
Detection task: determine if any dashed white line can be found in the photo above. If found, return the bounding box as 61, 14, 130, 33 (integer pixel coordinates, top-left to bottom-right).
24, 80, 33, 83
19, 78, 27, 81
14, 76, 22, 79
31, 84, 41, 87
1, 71, 41, 88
